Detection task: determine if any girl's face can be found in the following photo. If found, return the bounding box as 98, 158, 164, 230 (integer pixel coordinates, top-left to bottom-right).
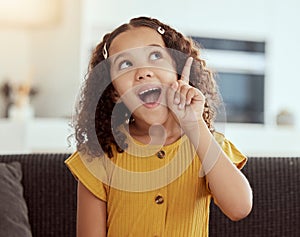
108, 27, 178, 126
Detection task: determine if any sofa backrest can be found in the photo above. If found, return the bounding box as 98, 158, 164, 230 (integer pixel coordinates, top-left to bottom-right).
0, 154, 299, 237
0, 154, 77, 237
209, 157, 300, 236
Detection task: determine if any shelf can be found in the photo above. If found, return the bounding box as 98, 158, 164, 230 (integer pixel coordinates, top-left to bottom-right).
1, 119, 299, 157
220, 123, 300, 157
0, 118, 74, 154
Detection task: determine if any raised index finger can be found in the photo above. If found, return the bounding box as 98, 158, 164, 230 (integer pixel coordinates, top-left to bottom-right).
181, 57, 193, 83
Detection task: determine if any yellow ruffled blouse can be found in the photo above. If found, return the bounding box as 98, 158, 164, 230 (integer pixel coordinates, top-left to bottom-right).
65, 130, 247, 237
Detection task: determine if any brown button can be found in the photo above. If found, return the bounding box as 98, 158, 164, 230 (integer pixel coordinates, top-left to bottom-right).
157, 150, 165, 159
155, 195, 164, 204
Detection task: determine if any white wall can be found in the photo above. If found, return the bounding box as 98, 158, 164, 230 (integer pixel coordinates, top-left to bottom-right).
81, 0, 300, 129
1, 0, 300, 155
0, 0, 81, 118
29, 0, 81, 118
0, 30, 31, 115
1, 0, 300, 125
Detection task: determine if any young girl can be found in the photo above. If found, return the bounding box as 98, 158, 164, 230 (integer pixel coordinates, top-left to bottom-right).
65, 16, 252, 237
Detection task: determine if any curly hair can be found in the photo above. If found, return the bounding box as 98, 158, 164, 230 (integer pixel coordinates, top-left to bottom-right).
71, 16, 221, 158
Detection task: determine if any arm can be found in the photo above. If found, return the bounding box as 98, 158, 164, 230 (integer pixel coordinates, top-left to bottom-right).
183, 120, 252, 221
168, 57, 252, 221
77, 181, 107, 237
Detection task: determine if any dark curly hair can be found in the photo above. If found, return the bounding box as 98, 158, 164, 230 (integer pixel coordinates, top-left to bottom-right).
71, 16, 221, 158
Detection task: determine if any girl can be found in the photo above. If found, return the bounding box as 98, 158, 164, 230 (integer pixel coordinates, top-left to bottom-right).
65, 16, 252, 237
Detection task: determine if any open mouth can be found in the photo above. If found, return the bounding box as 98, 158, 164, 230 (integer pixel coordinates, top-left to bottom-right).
138, 87, 162, 105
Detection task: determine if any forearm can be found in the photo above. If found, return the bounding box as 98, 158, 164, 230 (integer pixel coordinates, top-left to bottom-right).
183, 120, 253, 221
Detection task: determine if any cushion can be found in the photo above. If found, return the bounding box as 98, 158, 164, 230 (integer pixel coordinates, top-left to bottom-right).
0, 162, 32, 237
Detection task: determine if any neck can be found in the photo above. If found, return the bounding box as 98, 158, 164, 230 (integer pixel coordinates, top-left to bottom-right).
128, 119, 183, 146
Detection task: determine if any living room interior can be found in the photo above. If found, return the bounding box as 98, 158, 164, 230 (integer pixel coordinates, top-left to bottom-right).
1, 0, 300, 156
0, 1, 299, 237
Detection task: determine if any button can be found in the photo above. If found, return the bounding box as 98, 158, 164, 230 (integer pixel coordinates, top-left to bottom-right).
156, 150, 165, 159
155, 195, 164, 204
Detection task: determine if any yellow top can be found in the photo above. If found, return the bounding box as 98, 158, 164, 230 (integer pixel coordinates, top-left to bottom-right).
65, 131, 247, 237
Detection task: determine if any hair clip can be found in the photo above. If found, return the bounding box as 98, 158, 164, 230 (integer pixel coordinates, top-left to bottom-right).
103, 43, 108, 59
157, 26, 165, 35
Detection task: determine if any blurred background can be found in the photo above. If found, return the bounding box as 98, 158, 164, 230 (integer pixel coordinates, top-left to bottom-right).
0, 0, 299, 156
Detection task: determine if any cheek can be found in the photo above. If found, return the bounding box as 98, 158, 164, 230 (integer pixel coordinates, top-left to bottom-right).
111, 75, 132, 96
112, 79, 136, 107
158, 70, 178, 84
112, 82, 125, 97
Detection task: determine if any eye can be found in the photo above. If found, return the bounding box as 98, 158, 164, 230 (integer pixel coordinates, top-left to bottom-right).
149, 51, 162, 61
119, 60, 133, 70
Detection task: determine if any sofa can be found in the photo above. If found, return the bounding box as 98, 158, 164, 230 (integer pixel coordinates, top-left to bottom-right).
0, 153, 299, 237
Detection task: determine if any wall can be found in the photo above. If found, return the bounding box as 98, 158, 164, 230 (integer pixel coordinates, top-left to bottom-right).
30, 0, 81, 118
1, 0, 299, 123
0, 0, 300, 154
0, 0, 81, 118
0, 30, 31, 116
81, 0, 300, 129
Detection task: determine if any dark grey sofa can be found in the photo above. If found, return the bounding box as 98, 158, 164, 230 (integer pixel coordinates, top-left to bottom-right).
0, 154, 299, 237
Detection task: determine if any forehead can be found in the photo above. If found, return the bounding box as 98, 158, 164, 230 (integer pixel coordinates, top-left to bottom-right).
109, 27, 165, 56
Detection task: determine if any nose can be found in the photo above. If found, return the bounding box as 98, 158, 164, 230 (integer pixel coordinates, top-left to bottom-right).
135, 67, 154, 80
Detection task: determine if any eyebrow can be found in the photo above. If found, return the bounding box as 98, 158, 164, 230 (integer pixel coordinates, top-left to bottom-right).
148, 44, 164, 48
112, 52, 130, 65
111, 44, 164, 64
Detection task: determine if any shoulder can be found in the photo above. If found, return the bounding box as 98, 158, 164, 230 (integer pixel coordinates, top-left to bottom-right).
213, 131, 248, 169
65, 151, 108, 201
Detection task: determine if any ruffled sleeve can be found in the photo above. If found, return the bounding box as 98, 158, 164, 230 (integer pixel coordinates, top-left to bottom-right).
65, 152, 107, 202
213, 132, 247, 169
204, 132, 248, 194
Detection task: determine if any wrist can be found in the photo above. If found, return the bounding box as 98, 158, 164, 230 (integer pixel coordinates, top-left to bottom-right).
182, 119, 212, 145
181, 119, 208, 133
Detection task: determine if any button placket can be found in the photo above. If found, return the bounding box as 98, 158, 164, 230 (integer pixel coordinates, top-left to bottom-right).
155, 195, 164, 204
156, 150, 165, 159
152, 189, 167, 237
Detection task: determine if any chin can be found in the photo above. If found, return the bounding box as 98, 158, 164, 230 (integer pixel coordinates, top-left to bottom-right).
144, 114, 168, 125
138, 107, 170, 126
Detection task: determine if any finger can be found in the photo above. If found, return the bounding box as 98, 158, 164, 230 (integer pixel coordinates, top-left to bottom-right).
174, 90, 180, 105
187, 88, 205, 105
167, 81, 178, 106
178, 84, 190, 109
181, 57, 193, 83
170, 81, 180, 104
186, 88, 196, 105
